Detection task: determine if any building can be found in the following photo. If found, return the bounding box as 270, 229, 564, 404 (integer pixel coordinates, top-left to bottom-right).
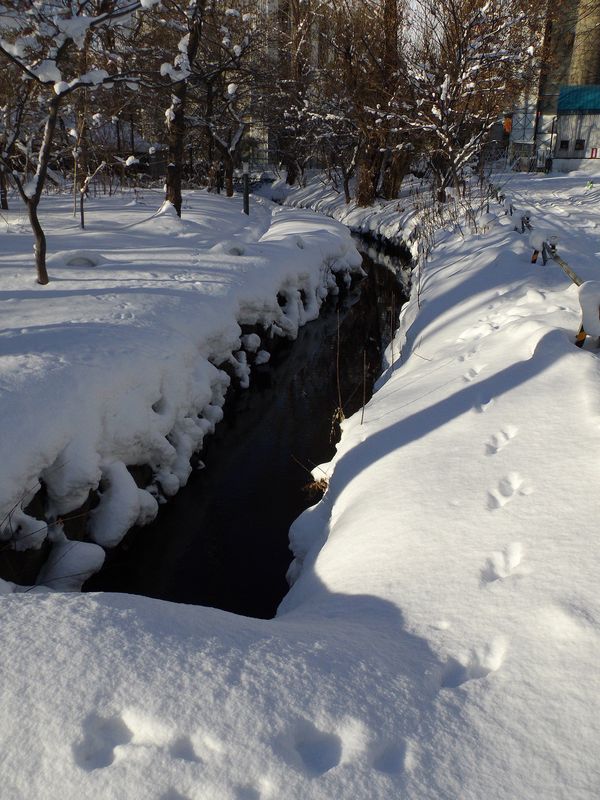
554, 84, 600, 165
509, 0, 600, 170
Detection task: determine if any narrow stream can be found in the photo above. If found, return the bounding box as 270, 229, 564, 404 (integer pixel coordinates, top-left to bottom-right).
85, 244, 410, 618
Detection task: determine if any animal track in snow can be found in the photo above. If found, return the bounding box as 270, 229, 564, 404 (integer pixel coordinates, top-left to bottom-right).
457, 322, 495, 343
170, 735, 202, 762
463, 364, 485, 383
370, 739, 416, 775
72, 712, 133, 770
441, 637, 508, 688
292, 720, 342, 776
474, 396, 495, 414
481, 542, 529, 583
280, 717, 411, 779
485, 425, 518, 455
72, 709, 204, 772
487, 472, 533, 509
458, 347, 479, 363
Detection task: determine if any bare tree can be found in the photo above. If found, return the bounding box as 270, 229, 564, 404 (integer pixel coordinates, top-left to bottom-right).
388, 0, 545, 202
0, 0, 156, 283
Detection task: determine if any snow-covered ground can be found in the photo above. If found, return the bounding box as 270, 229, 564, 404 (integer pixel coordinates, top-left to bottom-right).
1, 171, 600, 799
263, 173, 420, 246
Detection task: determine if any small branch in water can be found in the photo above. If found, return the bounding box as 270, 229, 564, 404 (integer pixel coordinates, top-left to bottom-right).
290, 453, 329, 481
391, 292, 395, 371
290, 454, 331, 503
361, 348, 366, 425
336, 308, 344, 416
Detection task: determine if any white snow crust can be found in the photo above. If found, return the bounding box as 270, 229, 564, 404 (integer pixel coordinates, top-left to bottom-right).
1, 174, 600, 799
0, 190, 360, 551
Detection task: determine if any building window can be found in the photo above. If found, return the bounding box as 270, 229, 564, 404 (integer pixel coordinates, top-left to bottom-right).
575, 139, 586, 151
559, 139, 569, 150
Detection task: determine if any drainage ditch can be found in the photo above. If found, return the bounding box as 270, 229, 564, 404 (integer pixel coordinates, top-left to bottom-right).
84, 244, 411, 618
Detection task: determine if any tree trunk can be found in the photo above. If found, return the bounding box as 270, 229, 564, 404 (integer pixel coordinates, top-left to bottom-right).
165, 83, 186, 217
27, 201, 49, 285
24, 94, 61, 285
381, 150, 411, 200
0, 167, 8, 210
356, 145, 378, 206
224, 153, 234, 197
164, 16, 202, 216
341, 165, 351, 204
285, 157, 298, 186
371, 148, 384, 197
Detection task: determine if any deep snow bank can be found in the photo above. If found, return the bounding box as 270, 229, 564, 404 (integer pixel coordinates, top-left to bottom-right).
0, 191, 361, 587
279, 170, 600, 798
260, 175, 421, 249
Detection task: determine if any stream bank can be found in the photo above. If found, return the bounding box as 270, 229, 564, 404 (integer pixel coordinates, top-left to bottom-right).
85, 244, 410, 618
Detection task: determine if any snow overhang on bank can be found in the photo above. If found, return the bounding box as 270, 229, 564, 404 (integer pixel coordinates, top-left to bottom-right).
261, 174, 421, 250
0, 192, 361, 587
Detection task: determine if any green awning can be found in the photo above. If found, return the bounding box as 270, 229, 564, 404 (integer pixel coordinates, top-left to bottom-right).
558, 85, 600, 114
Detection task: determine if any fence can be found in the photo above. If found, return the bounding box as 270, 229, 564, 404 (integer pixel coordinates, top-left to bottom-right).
488, 182, 595, 348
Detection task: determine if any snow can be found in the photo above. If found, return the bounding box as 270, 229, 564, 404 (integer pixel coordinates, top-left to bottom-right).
55, 16, 94, 49
88, 461, 158, 548
0, 37, 27, 58
0, 190, 360, 552
1, 172, 600, 798
53, 80, 71, 95
35, 537, 105, 592
78, 68, 110, 86
31, 59, 62, 83
578, 281, 600, 336
260, 173, 421, 247
1, 509, 47, 551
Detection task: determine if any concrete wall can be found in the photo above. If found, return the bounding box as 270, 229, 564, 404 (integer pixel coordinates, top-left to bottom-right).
569, 0, 600, 85
538, 0, 579, 114
555, 113, 600, 158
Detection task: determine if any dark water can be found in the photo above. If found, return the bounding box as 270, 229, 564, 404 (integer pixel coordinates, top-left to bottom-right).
85, 246, 410, 618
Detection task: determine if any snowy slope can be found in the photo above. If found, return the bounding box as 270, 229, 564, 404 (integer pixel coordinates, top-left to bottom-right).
1, 173, 600, 799
284, 170, 600, 798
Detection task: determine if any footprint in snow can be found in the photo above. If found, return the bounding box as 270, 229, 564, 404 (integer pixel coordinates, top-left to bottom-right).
457, 322, 495, 343
485, 425, 518, 455
73, 708, 204, 772
481, 542, 529, 584
458, 347, 479, 363
487, 472, 533, 510
170, 735, 202, 763
292, 720, 342, 777
474, 395, 495, 413
72, 712, 133, 770
441, 637, 508, 688
370, 739, 416, 775
463, 364, 485, 383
